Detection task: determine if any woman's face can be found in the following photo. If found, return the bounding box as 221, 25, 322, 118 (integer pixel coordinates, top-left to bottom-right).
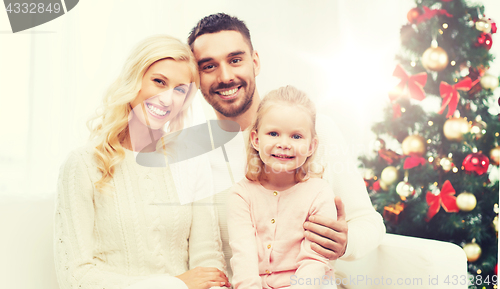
130, 59, 192, 130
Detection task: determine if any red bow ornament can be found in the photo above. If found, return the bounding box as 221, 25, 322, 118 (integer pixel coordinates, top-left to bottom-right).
403, 153, 427, 169
438, 77, 472, 117
425, 180, 460, 221
416, 6, 453, 23
489, 18, 497, 34
389, 65, 427, 102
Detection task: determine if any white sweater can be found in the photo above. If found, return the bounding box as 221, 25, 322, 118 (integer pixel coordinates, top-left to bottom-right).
54, 145, 225, 289
207, 113, 386, 278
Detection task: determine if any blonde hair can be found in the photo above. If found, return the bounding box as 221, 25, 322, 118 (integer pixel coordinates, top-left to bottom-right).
87, 35, 199, 193
245, 85, 323, 182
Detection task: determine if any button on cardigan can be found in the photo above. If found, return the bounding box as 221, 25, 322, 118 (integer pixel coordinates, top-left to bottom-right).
227, 177, 337, 289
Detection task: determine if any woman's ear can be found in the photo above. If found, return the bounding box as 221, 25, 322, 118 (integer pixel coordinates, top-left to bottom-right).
307, 137, 318, 157
250, 130, 259, 151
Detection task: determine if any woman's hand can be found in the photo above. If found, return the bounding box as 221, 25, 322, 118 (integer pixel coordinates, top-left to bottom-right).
176, 267, 231, 289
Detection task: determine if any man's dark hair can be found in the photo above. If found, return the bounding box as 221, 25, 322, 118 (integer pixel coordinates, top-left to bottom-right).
187, 13, 253, 52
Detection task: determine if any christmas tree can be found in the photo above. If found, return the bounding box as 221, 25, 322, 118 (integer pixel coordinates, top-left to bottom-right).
359, 0, 499, 288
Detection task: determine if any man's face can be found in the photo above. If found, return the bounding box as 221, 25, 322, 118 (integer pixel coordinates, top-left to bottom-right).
192, 30, 260, 118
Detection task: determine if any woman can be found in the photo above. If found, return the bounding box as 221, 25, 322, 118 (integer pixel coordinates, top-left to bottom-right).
54, 35, 229, 289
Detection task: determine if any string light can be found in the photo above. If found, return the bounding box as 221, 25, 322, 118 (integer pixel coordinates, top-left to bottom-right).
427, 139, 432, 144
428, 156, 434, 162
428, 121, 434, 126
451, 60, 456, 66
452, 167, 459, 173
401, 108, 406, 113
443, 23, 448, 29
439, 29, 444, 34
410, 61, 416, 67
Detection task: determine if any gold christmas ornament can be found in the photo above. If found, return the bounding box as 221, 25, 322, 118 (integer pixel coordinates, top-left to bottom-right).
363, 168, 375, 180
475, 18, 492, 33
379, 180, 389, 191
463, 241, 482, 262
470, 120, 487, 139
443, 117, 470, 141
456, 192, 477, 211
480, 74, 499, 90
402, 135, 426, 156
422, 45, 449, 72
490, 146, 500, 166
381, 166, 399, 185
493, 216, 498, 233
439, 157, 453, 172
396, 181, 415, 198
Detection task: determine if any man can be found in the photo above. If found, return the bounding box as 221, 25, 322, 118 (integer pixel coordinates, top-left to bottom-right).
187, 12, 385, 283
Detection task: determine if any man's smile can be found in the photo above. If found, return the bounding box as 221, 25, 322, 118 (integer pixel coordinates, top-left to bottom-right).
216, 86, 241, 100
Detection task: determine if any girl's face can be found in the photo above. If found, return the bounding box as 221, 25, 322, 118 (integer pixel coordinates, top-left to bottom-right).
250, 104, 317, 175
130, 59, 192, 130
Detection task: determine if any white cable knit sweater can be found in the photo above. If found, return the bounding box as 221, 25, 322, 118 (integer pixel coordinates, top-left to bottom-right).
54, 145, 225, 289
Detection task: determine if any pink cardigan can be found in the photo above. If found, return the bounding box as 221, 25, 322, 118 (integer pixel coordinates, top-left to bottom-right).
227, 177, 336, 289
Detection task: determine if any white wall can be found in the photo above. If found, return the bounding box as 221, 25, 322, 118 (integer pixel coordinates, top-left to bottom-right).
0, 0, 499, 198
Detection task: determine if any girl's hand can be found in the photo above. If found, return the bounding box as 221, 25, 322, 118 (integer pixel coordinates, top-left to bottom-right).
176, 267, 231, 289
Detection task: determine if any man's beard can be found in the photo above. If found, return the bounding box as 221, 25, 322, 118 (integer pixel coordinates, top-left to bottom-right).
203, 79, 255, 118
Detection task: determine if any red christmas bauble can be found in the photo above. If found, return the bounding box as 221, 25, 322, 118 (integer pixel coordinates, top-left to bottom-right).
476, 33, 493, 50
407, 8, 422, 24
462, 153, 490, 175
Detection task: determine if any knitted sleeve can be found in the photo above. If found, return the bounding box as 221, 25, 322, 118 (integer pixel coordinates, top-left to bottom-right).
54, 150, 187, 289
316, 114, 386, 261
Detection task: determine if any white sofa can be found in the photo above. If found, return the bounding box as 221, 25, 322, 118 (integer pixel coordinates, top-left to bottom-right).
0, 197, 468, 289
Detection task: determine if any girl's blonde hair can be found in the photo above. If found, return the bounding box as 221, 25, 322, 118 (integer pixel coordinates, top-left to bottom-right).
245, 85, 323, 182
87, 35, 199, 193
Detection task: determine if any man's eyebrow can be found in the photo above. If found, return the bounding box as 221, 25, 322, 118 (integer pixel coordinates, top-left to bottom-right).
197, 57, 213, 67
228, 51, 246, 58
197, 51, 247, 67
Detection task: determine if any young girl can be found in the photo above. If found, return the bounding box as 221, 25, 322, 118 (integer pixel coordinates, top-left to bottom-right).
227, 86, 337, 289
55, 35, 229, 289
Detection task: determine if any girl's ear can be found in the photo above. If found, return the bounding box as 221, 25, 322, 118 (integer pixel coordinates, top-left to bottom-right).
307, 137, 318, 157
250, 130, 259, 151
